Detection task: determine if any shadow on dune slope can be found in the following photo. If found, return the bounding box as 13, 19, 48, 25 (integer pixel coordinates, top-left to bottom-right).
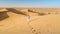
0, 12, 9, 21
28, 9, 51, 16
0, 8, 28, 21
28, 9, 38, 13
6, 8, 27, 16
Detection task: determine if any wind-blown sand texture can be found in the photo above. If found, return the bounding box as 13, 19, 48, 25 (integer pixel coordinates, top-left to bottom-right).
0, 8, 60, 34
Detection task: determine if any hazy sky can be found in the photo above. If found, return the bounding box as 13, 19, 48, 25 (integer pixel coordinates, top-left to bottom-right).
0, 0, 60, 8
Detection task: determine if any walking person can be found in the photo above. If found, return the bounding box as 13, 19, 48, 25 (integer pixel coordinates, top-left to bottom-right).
27, 15, 30, 23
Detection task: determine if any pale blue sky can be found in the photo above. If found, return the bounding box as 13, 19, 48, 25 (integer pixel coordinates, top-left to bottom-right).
0, 0, 60, 8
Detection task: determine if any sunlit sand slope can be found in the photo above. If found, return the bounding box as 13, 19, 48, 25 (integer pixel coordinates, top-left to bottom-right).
30, 14, 60, 34
0, 8, 8, 12
0, 12, 33, 34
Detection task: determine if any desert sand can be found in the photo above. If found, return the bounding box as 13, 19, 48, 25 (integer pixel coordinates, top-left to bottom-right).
0, 8, 60, 34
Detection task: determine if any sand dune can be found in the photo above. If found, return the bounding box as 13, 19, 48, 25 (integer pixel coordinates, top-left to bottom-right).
0, 8, 60, 34
0, 8, 8, 12
0, 12, 33, 34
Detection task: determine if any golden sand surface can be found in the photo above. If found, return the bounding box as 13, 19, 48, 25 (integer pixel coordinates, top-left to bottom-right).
0, 12, 33, 34
0, 8, 60, 34
30, 14, 60, 34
